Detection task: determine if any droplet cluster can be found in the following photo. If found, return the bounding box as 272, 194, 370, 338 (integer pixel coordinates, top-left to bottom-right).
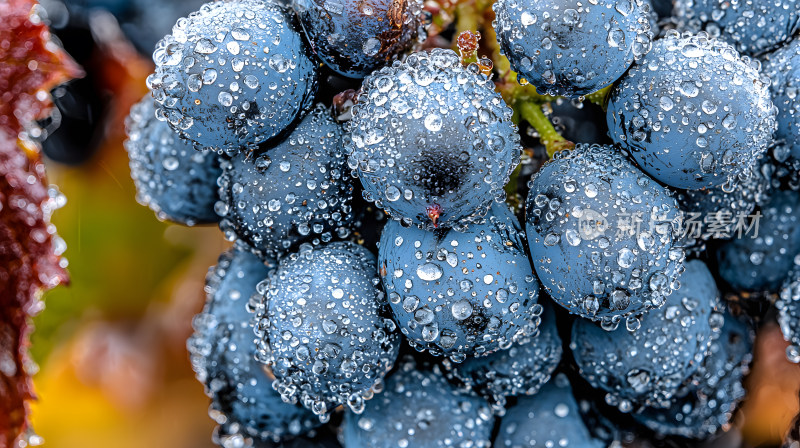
717, 190, 800, 292
572, 260, 723, 411
492, 0, 654, 97
632, 310, 753, 439
525, 143, 685, 322
674, 0, 800, 55
187, 249, 320, 446
292, 0, 426, 78
147, 0, 318, 151
674, 155, 773, 251
342, 357, 494, 448
347, 48, 521, 230
379, 203, 542, 361
253, 242, 400, 419
778, 268, 800, 363
217, 104, 353, 260
607, 30, 777, 190
124, 94, 221, 225
495, 373, 606, 448
675, 160, 772, 230
443, 302, 562, 411
763, 37, 800, 163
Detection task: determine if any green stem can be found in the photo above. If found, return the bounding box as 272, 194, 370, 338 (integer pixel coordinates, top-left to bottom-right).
585, 85, 613, 110
504, 155, 524, 212
518, 101, 574, 157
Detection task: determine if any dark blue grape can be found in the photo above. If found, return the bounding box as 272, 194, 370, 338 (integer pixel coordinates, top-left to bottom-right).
675, 164, 772, 224
763, 38, 800, 165
607, 31, 776, 190
378, 203, 542, 362
187, 249, 320, 445
342, 357, 494, 448
495, 373, 606, 448
675, 0, 800, 55
121, 0, 209, 56
253, 242, 400, 419
261, 431, 342, 448
650, 0, 673, 18
673, 156, 773, 249
525, 143, 685, 323
572, 259, 723, 411
147, 0, 318, 151
217, 104, 353, 260
292, 0, 426, 78
631, 310, 754, 439
347, 49, 520, 230
124, 94, 221, 225
442, 301, 562, 410
777, 267, 800, 363
492, 0, 654, 97
546, 99, 613, 145
716, 190, 800, 292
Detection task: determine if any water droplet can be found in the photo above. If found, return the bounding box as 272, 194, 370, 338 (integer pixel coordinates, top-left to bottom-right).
363, 38, 381, 57
451, 300, 473, 320
194, 38, 217, 54
417, 263, 443, 281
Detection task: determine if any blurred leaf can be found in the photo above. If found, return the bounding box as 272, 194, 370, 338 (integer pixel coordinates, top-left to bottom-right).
0, 0, 80, 445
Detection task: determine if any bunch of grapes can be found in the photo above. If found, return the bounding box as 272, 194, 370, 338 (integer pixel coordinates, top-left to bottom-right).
120, 0, 800, 446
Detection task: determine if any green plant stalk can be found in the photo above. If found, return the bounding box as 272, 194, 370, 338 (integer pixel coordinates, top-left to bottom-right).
585, 84, 613, 110
517, 101, 575, 157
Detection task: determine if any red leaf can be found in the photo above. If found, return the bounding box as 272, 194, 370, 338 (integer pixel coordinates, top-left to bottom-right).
0, 0, 79, 445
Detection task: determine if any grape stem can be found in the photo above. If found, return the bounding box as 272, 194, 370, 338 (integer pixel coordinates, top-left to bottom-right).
518, 101, 575, 157
585, 85, 612, 110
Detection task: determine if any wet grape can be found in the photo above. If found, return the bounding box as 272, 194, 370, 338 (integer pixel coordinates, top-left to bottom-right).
495, 373, 606, 448
347, 48, 521, 230
125, 94, 221, 225
631, 310, 754, 439
675, 0, 800, 55
717, 190, 800, 292
607, 31, 776, 190
342, 356, 494, 448
572, 260, 723, 411
378, 203, 542, 362
188, 249, 321, 445
763, 38, 800, 166
292, 0, 426, 78
525, 143, 685, 323
442, 300, 562, 411
217, 104, 353, 260
147, 0, 318, 152
493, 0, 654, 97
253, 242, 400, 419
